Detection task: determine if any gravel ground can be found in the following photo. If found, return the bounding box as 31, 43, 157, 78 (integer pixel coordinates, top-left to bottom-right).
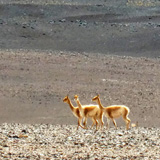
0, 123, 159, 160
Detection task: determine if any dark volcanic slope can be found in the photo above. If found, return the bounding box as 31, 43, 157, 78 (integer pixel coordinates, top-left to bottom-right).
0, 0, 160, 58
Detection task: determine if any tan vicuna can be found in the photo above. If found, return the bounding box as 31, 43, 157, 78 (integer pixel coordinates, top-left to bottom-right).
92, 95, 131, 130
63, 95, 85, 129
74, 95, 104, 130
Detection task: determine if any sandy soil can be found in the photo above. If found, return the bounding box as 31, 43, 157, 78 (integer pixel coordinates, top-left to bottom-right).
0, 1, 160, 127
0, 50, 160, 128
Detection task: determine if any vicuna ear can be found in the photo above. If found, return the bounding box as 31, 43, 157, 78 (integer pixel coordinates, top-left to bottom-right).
95, 92, 99, 97
63, 96, 66, 102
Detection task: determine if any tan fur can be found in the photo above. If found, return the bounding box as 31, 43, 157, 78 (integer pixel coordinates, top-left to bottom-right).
63, 96, 85, 129
92, 95, 131, 130
74, 95, 104, 130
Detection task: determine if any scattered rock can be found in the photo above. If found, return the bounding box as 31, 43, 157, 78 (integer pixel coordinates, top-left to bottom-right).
59, 19, 66, 23
0, 123, 159, 159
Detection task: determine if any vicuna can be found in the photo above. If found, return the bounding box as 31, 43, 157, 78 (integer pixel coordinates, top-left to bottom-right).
92, 95, 131, 130
74, 95, 104, 130
63, 95, 85, 129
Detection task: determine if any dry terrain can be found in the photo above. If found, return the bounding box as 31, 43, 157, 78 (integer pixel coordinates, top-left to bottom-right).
0, 123, 159, 159
0, 50, 160, 127
0, 0, 160, 159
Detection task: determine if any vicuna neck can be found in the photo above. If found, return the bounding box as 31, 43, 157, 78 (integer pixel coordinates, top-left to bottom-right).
67, 99, 74, 111
76, 99, 83, 111
97, 98, 104, 110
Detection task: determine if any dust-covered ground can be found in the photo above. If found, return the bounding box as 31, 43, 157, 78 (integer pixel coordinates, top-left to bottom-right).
0, 49, 160, 128
0, 0, 160, 126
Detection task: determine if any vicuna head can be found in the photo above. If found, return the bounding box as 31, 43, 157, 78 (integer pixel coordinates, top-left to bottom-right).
63, 95, 69, 103
74, 95, 79, 101
92, 94, 100, 103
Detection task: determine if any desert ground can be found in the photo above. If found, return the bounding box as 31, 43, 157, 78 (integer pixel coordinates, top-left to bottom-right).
0, 0, 160, 159
0, 0, 160, 127
1, 49, 160, 128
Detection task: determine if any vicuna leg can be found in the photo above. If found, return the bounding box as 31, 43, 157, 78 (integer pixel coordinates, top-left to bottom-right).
83, 117, 99, 130
78, 117, 85, 129
124, 117, 131, 130
82, 117, 88, 129
106, 118, 110, 129
91, 117, 98, 130
123, 112, 131, 130
97, 118, 104, 130
112, 118, 117, 129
